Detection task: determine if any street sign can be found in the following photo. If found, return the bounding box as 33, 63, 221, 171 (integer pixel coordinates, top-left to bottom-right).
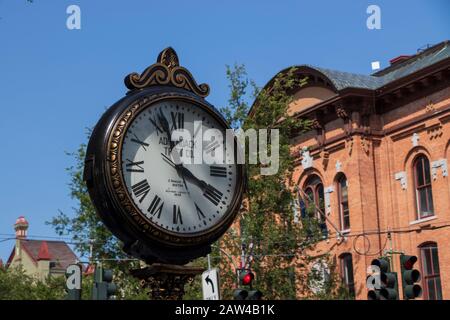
202, 268, 220, 300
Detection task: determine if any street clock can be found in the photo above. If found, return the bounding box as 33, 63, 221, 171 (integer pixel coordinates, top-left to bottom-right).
84, 48, 245, 264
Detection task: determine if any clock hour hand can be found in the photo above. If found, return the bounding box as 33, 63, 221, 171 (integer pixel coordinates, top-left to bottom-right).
161, 153, 200, 188
161, 153, 190, 194
161, 152, 221, 203
176, 165, 223, 205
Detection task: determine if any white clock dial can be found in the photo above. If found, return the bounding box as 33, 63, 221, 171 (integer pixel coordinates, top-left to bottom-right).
121, 100, 238, 234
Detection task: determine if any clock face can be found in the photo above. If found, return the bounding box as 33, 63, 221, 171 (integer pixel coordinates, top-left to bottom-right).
120, 100, 238, 235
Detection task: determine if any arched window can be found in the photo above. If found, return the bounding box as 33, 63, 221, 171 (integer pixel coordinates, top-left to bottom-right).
303, 176, 325, 218
413, 155, 434, 219
299, 175, 327, 236
419, 242, 442, 300
339, 253, 355, 298
337, 175, 350, 230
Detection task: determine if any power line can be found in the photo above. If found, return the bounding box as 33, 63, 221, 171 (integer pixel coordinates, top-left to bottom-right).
2, 220, 448, 261
0, 233, 73, 240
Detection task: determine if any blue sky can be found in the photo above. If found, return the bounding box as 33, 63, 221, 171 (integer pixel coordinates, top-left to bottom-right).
0, 0, 448, 261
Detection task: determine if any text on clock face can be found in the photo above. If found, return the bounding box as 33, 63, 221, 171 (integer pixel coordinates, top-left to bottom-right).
121, 101, 239, 234
139, 107, 280, 175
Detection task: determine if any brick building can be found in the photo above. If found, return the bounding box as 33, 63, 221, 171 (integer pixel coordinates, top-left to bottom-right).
264, 41, 450, 299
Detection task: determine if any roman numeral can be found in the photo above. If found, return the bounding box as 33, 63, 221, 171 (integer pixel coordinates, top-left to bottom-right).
148, 195, 164, 218
195, 203, 206, 220
149, 116, 164, 135
173, 205, 183, 224
170, 111, 184, 130
210, 166, 227, 178
130, 134, 149, 150
131, 179, 150, 203
125, 159, 144, 172
203, 185, 223, 206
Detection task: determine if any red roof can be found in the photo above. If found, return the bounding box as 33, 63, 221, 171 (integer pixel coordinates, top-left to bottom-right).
37, 241, 51, 261
84, 264, 95, 275
7, 240, 78, 270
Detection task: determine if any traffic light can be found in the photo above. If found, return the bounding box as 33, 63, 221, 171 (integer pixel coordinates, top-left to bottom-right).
367, 257, 398, 300
239, 269, 254, 286
233, 269, 262, 300
233, 288, 248, 300
247, 290, 263, 300
92, 265, 118, 300
400, 255, 422, 300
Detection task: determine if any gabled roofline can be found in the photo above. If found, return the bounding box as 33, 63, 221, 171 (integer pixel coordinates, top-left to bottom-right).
5, 241, 39, 268
249, 65, 339, 117
372, 40, 449, 76
376, 56, 450, 95
6, 239, 78, 269
251, 40, 450, 119
6, 246, 16, 267
263, 65, 340, 92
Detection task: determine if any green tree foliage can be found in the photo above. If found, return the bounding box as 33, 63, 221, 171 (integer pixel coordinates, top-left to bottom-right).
49, 139, 124, 261
213, 64, 348, 299
47, 134, 148, 300
0, 266, 66, 300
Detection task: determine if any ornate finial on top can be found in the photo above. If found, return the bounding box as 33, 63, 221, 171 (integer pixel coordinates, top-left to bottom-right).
157, 47, 179, 70
124, 47, 210, 97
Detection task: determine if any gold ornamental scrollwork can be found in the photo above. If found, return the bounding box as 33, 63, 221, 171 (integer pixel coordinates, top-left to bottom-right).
124, 47, 210, 98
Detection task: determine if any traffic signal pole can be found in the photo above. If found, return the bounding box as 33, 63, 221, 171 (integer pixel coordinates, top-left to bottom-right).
92, 264, 118, 300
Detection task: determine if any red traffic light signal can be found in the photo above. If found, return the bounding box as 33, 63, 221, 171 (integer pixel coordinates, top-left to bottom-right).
401, 255, 417, 270
234, 269, 262, 300
242, 272, 254, 286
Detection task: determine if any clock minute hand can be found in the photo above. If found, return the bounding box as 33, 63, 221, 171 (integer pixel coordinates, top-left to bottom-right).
176, 165, 208, 191
157, 109, 175, 151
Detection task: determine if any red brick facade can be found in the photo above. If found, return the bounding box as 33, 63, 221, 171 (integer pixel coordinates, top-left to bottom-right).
279, 41, 450, 299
